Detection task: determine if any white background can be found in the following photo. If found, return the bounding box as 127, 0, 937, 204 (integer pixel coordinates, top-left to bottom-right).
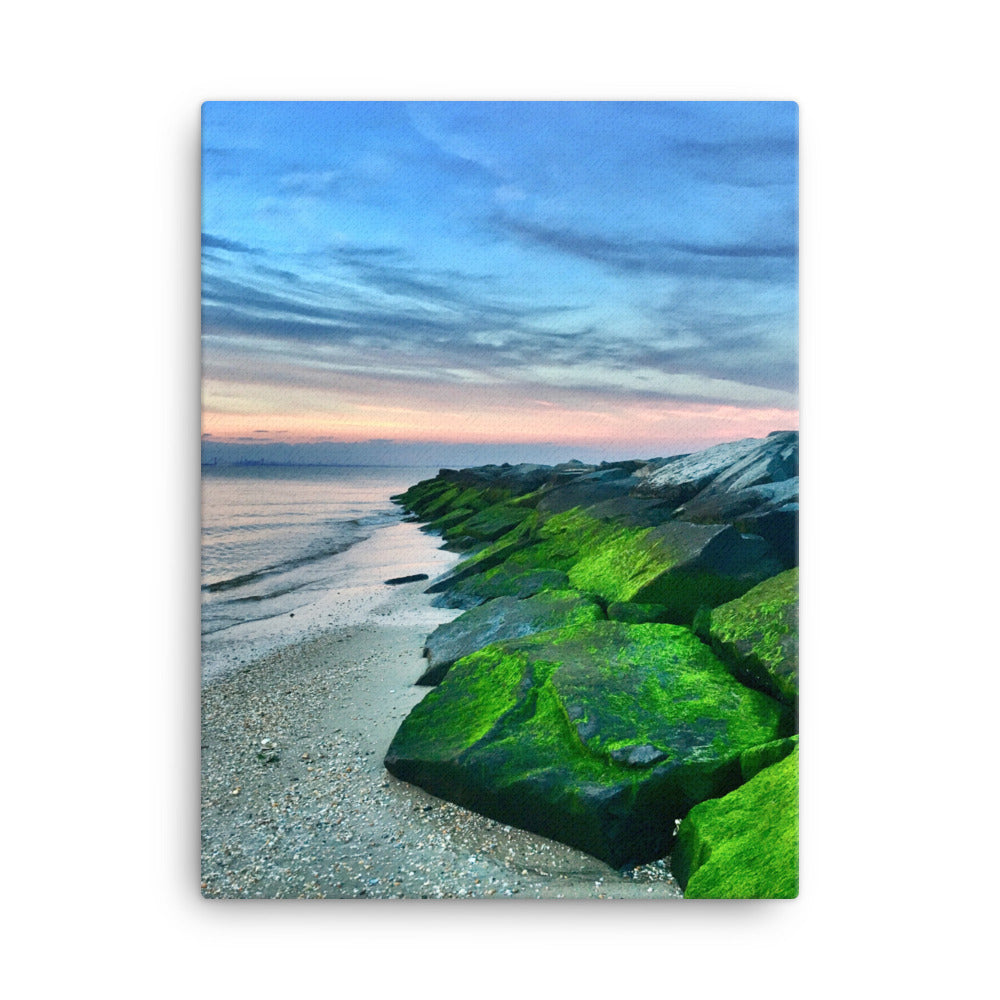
4, 2, 995, 995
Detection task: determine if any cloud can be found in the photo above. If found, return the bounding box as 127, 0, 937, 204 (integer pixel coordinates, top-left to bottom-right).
405, 103, 506, 180
278, 169, 346, 195
252, 264, 301, 283
202, 325, 797, 412
202, 257, 796, 403
491, 215, 796, 283
669, 137, 798, 187
201, 233, 259, 254
201, 259, 589, 357
331, 244, 406, 261
201, 223, 796, 407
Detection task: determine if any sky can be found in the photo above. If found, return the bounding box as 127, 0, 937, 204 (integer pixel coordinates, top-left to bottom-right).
202, 101, 797, 464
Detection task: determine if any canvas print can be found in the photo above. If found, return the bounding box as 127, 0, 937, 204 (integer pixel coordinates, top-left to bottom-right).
201, 101, 799, 899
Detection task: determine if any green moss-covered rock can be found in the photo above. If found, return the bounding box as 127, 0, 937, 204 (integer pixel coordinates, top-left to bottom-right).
739, 734, 798, 782
417, 590, 606, 685
424, 533, 535, 600
385, 621, 788, 868
445, 508, 785, 625
422, 507, 476, 535
392, 477, 454, 516
416, 484, 465, 519
443, 501, 537, 545
432, 567, 572, 610
395, 477, 519, 523
702, 568, 798, 705
606, 602, 669, 623
673, 748, 798, 899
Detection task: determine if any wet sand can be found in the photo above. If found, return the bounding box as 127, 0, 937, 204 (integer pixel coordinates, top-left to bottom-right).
201, 520, 683, 899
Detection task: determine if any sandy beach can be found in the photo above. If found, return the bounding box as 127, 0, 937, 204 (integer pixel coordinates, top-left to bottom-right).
201, 519, 683, 899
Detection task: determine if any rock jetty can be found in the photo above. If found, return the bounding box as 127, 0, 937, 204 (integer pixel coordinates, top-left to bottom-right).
383, 432, 799, 897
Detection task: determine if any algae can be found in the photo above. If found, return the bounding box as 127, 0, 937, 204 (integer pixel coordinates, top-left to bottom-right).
673, 748, 799, 899
706, 567, 798, 704
389, 467, 800, 871
385, 621, 788, 867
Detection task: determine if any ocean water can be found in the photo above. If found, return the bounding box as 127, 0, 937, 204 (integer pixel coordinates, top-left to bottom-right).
201, 465, 453, 679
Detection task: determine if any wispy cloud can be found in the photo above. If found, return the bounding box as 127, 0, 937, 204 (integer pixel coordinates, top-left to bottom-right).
201, 233, 259, 254
669, 137, 798, 187
203, 238, 795, 400
491, 215, 796, 283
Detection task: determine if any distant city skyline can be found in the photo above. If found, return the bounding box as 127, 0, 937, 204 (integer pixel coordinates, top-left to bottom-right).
202, 102, 797, 456
201, 433, 804, 470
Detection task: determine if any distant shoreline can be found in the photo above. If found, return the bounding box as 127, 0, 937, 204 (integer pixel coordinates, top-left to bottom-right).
201, 462, 444, 470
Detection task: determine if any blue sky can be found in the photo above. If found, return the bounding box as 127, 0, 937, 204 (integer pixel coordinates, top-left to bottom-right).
202, 101, 797, 461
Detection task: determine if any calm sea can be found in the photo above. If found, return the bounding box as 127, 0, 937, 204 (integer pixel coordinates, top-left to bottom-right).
201, 465, 438, 640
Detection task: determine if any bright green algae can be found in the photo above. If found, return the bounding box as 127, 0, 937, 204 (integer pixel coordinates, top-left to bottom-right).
548, 624, 785, 764
396, 478, 525, 526
441, 501, 537, 546
673, 748, 799, 899
418, 589, 606, 684
392, 477, 449, 511
432, 508, 656, 609
739, 735, 798, 782
439, 566, 571, 609
391, 472, 798, 869
704, 567, 798, 704
422, 507, 476, 534
385, 621, 788, 867
438, 505, 781, 623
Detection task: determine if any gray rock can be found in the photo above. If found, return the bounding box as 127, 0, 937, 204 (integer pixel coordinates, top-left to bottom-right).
430, 568, 571, 610
675, 475, 799, 525
632, 431, 798, 511
384, 573, 430, 585
417, 590, 605, 685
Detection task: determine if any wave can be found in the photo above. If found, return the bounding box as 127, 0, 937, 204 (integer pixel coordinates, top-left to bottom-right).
201, 609, 293, 636
203, 537, 358, 593
224, 580, 317, 603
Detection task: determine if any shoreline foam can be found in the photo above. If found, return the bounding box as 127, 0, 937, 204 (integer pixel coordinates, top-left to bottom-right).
201, 519, 461, 683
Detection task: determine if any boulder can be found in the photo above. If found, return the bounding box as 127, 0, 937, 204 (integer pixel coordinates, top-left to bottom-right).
441, 501, 536, 545
573, 494, 678, 529
385, 621, 789, 868
734, 507, 798, 570
384, 573, 430, 586
678, 475, 798, 569
672, 748, 798, 898
632, 431, 797, 509
421, 507, 475, 535
688, 430, 797, 496
394, 469, 533, 523
417, 590, 605, 685
534, 474, 644, 515
739, 735, 798, 782
431, 566, 570, 611
392, 477, 454, 517
440, 506, 783, 625
430, 567, 572, 610
566, 518, 786, 624
424, 533, 534, 595
700, 568, 798, 705
675, 476, 798, 526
